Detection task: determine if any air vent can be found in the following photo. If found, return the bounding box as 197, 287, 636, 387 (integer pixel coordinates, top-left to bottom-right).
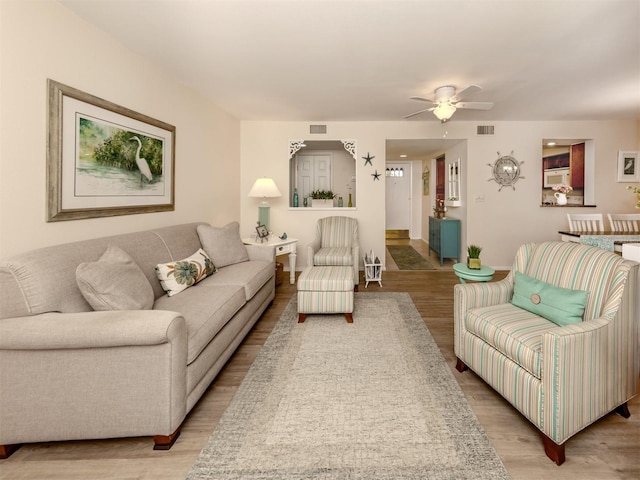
310, 124, 327, 134
477, 125, 495, 135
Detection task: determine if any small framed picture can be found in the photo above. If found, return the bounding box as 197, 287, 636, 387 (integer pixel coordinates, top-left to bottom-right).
255, 224, 269, 241
617, 151, 640, 182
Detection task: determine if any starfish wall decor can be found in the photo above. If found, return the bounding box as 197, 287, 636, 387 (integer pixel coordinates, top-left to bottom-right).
363, 152, 375, 166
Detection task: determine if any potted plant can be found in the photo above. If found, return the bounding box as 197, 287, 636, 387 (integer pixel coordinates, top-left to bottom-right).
310, 189, 336, 208
467, 244, 482, 270
552, 184, 572, 205
433, 198, 446, 219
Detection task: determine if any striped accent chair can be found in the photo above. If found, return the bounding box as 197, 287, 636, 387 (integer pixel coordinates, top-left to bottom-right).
307, 216, 360, 287
454, 241, 639, 466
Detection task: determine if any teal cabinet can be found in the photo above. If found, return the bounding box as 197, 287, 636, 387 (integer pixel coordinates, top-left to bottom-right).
429, 217, 460, 266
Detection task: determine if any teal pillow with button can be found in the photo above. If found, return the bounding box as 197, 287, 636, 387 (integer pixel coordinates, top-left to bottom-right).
511, 271, 589, 326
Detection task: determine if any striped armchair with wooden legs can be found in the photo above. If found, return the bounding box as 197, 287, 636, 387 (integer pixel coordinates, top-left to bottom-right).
454, 241, 638, 465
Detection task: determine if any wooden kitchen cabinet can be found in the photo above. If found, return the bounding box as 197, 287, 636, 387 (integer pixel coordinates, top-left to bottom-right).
570, 143, 585, 189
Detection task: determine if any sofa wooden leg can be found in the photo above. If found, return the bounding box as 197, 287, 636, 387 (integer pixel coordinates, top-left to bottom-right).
298, 313, 306, 323
0, 444, 21, 459
455, 358, 468, 372
615, 402, 630, 418
153, 429, 181, 450
345, 313, 353, 323
540, 433, 565, 465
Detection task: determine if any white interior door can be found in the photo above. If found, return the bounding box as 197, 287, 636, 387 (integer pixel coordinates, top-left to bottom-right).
385, 162, 411, 230
295, 153, 332, 200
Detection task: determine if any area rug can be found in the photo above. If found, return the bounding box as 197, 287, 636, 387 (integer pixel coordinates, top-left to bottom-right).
187, 293, 509, 480
386, 245, 436, 270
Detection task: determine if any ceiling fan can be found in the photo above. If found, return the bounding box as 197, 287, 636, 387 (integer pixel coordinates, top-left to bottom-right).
404, 84, 494, 123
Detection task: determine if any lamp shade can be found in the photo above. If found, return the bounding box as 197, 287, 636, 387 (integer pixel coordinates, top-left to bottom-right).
433, 103, 456, 122
248, 178, 282, 198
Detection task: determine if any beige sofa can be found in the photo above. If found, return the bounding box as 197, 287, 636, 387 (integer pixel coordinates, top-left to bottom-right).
0, 222, 275, 458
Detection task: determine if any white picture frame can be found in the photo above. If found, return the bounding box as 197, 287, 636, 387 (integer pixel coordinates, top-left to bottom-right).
617, 151, 640, 182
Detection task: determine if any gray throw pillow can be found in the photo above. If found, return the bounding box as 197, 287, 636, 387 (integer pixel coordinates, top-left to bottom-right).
197, 222, 249, 268
76, 245, 154, 311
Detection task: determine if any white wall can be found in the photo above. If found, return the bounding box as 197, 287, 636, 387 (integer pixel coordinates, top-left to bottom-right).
241, 120, 638, 270
0, 1, 240, 259
2, 2, 637, 268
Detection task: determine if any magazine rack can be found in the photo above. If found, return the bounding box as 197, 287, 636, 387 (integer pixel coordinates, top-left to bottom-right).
363, 252, 382, 288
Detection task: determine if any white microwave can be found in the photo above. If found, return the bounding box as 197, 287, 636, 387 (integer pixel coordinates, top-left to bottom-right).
544, 168, 570, 188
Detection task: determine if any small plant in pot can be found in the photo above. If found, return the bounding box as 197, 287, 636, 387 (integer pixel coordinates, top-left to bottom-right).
467, 244, 482, 270
310, 189, 336, 207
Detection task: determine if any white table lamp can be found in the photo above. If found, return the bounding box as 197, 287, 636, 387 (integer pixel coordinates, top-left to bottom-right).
248, 178, 281, 231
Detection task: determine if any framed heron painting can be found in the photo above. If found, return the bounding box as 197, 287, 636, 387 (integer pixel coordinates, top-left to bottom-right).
46, 79, 175, 221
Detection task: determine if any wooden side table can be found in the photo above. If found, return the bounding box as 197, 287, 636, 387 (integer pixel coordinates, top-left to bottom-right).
242, 236, 298, 284
453, 263, 495, 283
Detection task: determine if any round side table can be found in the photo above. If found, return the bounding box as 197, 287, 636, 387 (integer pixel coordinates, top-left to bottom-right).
453, 263, 495, 283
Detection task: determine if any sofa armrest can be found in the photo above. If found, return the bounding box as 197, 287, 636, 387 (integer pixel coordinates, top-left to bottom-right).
352, 243, 360, 285
306, 238, 321, 267
454, 277, 513, 317
245, 244, 276, 263
0, 310, 188, 445
0, 310, 185, 350
541, 317, 613, 443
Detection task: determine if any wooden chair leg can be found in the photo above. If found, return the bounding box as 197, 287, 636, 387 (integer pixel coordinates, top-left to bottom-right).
0, 443, 21, 459
455, 358, 468, 372
540, 432, 565, 465
153, 428, 181, 450
615, 402, 630, 418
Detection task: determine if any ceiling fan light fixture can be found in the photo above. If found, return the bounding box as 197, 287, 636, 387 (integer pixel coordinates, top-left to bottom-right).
433, 102, 456, 122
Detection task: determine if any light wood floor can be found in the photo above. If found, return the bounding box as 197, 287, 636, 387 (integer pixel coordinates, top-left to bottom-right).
2, 258, 638, 479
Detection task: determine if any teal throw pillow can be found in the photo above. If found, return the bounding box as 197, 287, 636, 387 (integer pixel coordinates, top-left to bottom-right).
511, 271, 589, 326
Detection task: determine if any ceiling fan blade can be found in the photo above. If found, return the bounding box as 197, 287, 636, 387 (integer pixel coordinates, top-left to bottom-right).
450, 84, 481, 102
455, 101, 494, 110
403, 107, 434, 119
409, 96, 435, 104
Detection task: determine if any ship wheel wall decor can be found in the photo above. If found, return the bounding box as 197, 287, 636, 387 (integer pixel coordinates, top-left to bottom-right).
488, 152, 524, 191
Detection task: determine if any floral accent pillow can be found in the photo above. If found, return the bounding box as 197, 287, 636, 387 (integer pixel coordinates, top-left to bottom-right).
155, 249, 216, 296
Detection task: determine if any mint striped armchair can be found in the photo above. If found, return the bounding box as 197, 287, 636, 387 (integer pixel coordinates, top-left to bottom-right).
454, 241, 639, 465
307, 216, 359, 286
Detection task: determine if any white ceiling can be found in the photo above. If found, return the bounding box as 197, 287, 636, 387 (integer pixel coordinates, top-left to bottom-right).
60, 0, 639, 124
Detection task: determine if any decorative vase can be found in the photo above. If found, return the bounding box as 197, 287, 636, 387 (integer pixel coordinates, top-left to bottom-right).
348, 193, 353, 208
467, 257, 482, 270
554, 192, 568, 205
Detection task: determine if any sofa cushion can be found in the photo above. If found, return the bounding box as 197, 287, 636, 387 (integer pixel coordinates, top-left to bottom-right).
197, 222, 249, 268
313, 247, 353, 266
76, 245, 154, 311
202, 260, 274, 300
511, 271, 588, 326
154, 284, 246, 364
466, 303, 553, 379
155, 249, 216, 297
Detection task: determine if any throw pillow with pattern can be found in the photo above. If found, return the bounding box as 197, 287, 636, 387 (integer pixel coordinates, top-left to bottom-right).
155, 248, 216, 296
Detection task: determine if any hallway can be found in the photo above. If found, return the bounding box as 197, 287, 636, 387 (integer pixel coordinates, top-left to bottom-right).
384, 236, 456, 271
